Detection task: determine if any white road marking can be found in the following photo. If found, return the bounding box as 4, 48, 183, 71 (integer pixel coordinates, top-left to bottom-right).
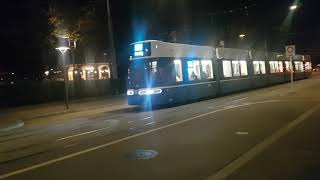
144, 122, 156, 126
0, 99, 317, 179
224, 105, 238, 109
56, 127, 111, 141
235, 132, 249, 135
104, 119, 118, 123
142, 116, 152, 120
63, 143, 78, 148
128, 127, 136, 130
0, 120, 24, 132
206, 103, 320, 180
231, 97, 248, 102
128, 121, 135, 124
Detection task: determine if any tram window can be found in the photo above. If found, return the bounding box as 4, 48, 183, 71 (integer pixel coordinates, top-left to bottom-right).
232, 61, 241, 76
240, 60, 248, 76
153, 59, 176, 85
305, 62, 312, 70
270, 61, 278, 73
223, 60, 232, 78
150, 61, 157, 74
201, 60, 213, 79
187, 60, 201, 81
260, 61, 266, 74
285, 61, 291, 71
278, 61, 283, 72
253, 61, 260, 74
174, 59, 183, 82
269, 61, 275, 73
294, 61, 303, 72
253, 61, 266, 75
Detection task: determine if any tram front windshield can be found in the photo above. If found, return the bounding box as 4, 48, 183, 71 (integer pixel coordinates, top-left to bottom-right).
128, 58, 178, 89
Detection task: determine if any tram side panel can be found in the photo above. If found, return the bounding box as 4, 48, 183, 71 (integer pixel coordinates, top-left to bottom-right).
247, 59, 268, 89
285, 71, 291, 82
304, 56, 312, 78
184, 59, 219, 101
269, 73, 286, 85
217, 59, 252, 94
252, 75, 269, 88
267, 61, 285, 85
128, 86, 188, 106
294, 72, 305, 80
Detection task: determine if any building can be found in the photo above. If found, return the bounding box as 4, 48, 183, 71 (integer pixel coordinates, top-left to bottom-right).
67, 63, 110, 81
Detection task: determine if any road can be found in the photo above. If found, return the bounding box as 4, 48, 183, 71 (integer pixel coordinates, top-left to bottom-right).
1, 73, 320, 180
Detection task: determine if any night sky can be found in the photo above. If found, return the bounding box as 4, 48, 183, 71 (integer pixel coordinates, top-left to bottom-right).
1, 0, 320, 78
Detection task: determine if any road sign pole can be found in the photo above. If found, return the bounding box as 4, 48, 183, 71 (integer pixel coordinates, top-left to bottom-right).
290, 57, 293, 92
286, 45, 295, 93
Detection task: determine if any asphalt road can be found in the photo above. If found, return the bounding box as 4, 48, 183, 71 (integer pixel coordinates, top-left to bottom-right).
1, 74, 320, 180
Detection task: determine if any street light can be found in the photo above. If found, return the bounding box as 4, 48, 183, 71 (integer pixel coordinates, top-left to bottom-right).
286, 4, 299, 93
289, 5, 298, 11
56, 37, 70, 109
239, 34, 246, 40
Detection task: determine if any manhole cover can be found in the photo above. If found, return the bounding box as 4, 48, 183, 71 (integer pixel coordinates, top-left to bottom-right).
125, 150, 158, 160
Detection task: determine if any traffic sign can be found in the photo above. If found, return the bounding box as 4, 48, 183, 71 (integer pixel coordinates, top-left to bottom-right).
285, 45, 295, 58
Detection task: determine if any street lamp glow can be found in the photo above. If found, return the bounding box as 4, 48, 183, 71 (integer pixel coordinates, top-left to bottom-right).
55, 47, 70, 54
290, 5, 297, 10
239, 34, 246, 39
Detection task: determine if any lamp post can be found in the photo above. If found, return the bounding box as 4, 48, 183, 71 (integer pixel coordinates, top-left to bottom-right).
287, 4, 299, 93
56, 38, 70, 109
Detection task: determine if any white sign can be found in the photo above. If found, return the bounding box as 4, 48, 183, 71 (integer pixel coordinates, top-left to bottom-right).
285, 45, 295, 58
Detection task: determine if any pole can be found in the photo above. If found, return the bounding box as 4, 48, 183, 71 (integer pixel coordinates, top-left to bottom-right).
290, 57, 293, 91
62, 54, 69, 109
106, 0, 118, 79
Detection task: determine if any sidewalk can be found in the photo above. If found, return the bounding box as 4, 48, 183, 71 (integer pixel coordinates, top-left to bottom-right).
0, 95, 128, 132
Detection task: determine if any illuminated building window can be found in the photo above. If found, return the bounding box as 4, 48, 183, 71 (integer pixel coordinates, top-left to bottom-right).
67, 64, 111, 81
68, 66, 74, 81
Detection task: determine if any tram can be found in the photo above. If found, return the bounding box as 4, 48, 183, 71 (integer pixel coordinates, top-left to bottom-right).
127, 40, 312, 105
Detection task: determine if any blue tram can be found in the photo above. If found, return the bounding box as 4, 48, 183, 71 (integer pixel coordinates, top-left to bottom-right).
127, 40, 312, 105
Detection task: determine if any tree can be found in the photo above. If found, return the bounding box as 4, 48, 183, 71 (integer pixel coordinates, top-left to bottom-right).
47, 7, 81, 48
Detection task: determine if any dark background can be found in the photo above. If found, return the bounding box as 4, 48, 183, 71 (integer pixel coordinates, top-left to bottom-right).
1, 0, 319, 80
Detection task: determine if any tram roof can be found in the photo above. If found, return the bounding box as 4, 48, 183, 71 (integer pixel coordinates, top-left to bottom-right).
130, 40, 215, 59
216, 47, 251, 60
130, 40, 310, 61
269, 52, 306, 61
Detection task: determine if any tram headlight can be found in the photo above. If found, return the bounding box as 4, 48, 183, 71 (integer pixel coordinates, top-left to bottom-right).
138, 88, 162, 95
127, 89, 135, 96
